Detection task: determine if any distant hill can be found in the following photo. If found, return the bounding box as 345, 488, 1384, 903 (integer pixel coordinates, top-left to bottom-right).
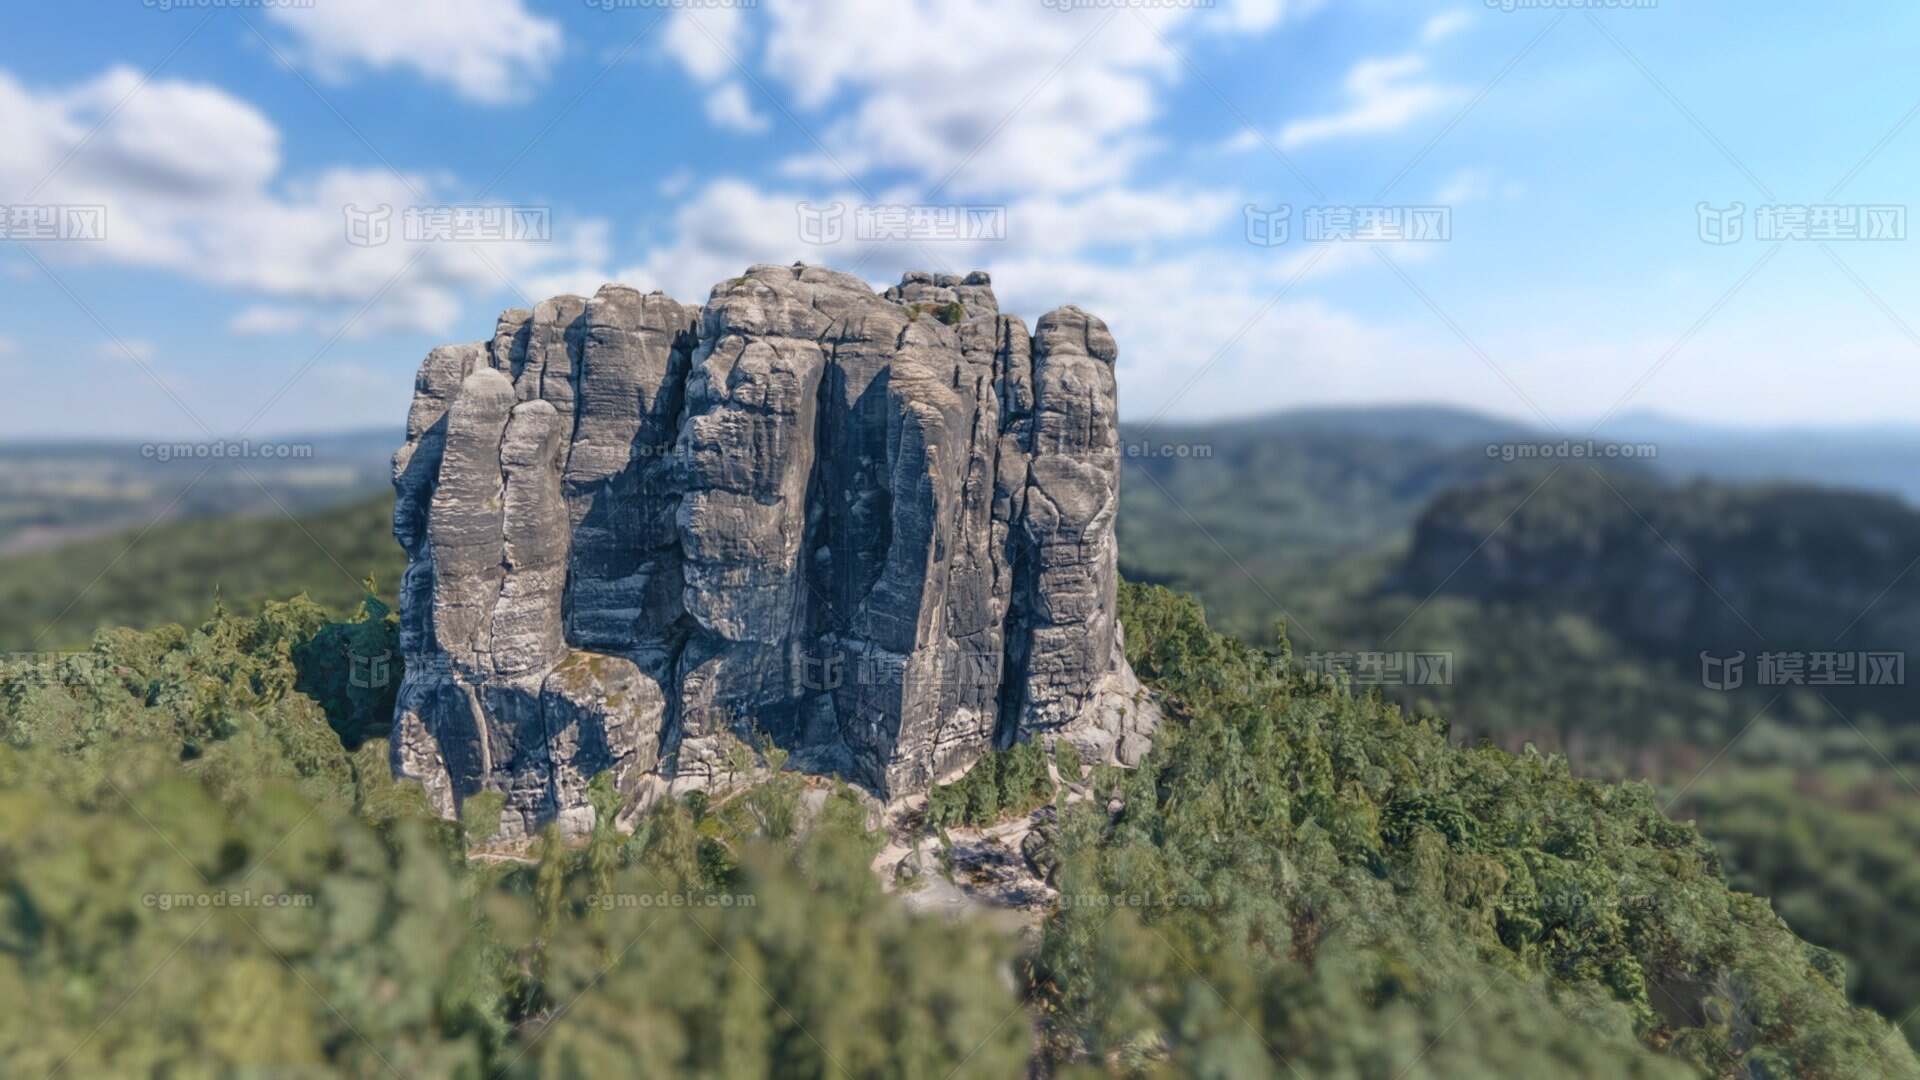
1163, 403, 1537, 443
0, 427, 397, 555
0, 495, 400, 652
1395, 469, 1920, 655
1110, 404, 1918, 759
1352, 468, 1919, 756
1116, 405, 1643, 638
1117, 404, 1920, 639
1595, 409, 1920, 504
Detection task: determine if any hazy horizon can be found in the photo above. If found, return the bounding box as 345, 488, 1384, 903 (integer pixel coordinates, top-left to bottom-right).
6, 399, 1919, 446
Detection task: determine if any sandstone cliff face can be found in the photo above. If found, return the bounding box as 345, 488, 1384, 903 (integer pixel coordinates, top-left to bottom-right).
392, 265, 1156, 838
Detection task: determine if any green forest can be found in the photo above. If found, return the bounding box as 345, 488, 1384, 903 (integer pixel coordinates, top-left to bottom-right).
3, 583, 1914, 1075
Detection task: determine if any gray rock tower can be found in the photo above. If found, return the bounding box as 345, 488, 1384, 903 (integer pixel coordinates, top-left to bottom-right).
391, 265, 1156, 837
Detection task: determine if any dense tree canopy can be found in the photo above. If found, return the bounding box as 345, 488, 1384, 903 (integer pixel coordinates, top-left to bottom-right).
0, 588, 1912, 1076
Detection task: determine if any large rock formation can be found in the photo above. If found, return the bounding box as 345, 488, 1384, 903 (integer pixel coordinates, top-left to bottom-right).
391, 265, 1157, 838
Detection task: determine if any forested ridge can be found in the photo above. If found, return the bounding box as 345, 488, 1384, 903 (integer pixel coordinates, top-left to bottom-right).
1, 584, 1911, 1076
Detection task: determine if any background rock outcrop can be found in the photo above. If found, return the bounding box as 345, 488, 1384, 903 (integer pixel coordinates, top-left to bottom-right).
392, 265, 1157, 838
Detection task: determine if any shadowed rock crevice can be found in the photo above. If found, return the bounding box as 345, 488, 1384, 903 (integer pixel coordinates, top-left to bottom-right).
392, 265, 1158, 838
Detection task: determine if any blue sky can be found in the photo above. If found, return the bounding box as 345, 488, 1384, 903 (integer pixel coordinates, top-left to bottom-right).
1, 0, 1916, 438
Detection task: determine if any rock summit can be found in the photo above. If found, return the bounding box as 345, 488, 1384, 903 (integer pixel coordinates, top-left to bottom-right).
391, 264, 1156, 837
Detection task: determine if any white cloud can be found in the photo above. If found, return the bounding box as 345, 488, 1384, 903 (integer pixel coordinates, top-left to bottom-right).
264, 0, 563, 105
588, 176, 1245, 304
515, 265, 626, 305
1213, 0, 1326, 33
98, 338, 156, 364
1221, 127, 1265, 153
648, 0, 1321, 226
1219, 16, 1473, 154
1003, 186, 1241, 256
228, 305, 312, 336
658, 168, 695, 198
3, 65, 280, 208
758, 0, 1260, 196
663, 5, 751, 84
0, 66, 606, 338
0, 336, 15, 357
606, 179, 912, 301
1432, 167, 1526, 205
731, 0, 1324, 195
1280, 54, 1461, 149
705, 82, 771, 133
993, 234, 1444, 420
1434, 167, 1491, 204
1421, 10, 1472, 43
662, 9, 771, 135
986, 250, 1441, 421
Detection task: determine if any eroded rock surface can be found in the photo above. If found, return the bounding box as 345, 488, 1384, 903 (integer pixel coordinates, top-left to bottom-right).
392, 265, 1157, 838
